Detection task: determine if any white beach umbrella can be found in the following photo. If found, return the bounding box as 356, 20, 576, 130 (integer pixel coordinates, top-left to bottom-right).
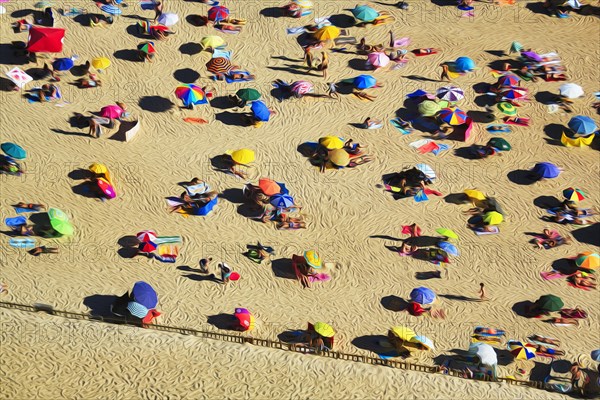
469, 343, 497, 366
559, 83, 584, 99
157, 12, 179, 26
415, 163, 436, 180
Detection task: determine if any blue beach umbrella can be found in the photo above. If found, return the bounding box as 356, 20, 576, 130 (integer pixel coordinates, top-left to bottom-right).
270, 193, 294, 208
353, 74, 377, 89
438, 241, 459, 256
531, 162, 561, 179
410, 287, 436, 305
568, 116, 597, 136
250, 101, 271, 122
454, 57, 475, 72
1, 142, 26, 159
52, 57, 74, 71
99, 4, 122, 15
351, 5, 379, 22
131, 281, 158, 309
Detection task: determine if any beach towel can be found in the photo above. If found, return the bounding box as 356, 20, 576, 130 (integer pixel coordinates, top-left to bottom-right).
8, 237, 36, 248
411, 49, 438, 56
153, 236, 182, 245
487, 124, 511, 134
474, 226, 500, 235
471, 336, 502, 344
286, 27, 307, 35
183, 118, 208, 124
314, 16, 331, 27
334, 37, 357, 45
212, 49, 232, 59
14, 207, 39, 213
391, 37, 410, 48
390, 118, 412, 134
215, 26, 241, 35
414, 190, 428, 202
212, 71, 254, 83
540, 270, 573, 280
504, 117, 530, 126
5, 216, 27, 228
431, 143, 450, 155
462, 11, 475, 17
155, 243, 179, 263
473, 326, 505, 336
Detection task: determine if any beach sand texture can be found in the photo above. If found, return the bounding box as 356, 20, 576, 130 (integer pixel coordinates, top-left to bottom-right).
1, 0, 599, 398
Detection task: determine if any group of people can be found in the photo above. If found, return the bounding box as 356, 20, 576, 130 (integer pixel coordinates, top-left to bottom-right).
309, 139, 373, 172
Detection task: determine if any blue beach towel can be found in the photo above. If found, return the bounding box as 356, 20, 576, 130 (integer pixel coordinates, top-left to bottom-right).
9, 238, 36, 248
5, 216, 27, 228
212, 71, 254, 83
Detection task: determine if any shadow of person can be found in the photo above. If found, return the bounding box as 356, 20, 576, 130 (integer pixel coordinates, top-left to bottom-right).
271, 258, 296, 280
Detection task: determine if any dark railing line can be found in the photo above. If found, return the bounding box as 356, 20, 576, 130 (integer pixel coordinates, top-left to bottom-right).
0, 301, 547, 391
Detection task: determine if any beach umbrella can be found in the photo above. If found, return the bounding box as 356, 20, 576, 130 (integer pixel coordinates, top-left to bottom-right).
418, 100, 441, 117
126, 301, 149, 318
98, 3, 121, 15
563, 187, 585, 202
313, 322, 335, 337
497, 102, 517, 116
0, 5, 4, 14
138, 241, 157, 253
91, 57, 111, 70
1, 143, 26, 159
229, 149, 255, 165
469, 343, 497, 366
157, 12, 178, 26
561, 133, 594, 147
97, 178, 116, 199
591, 350, 600, 362
509, 41, 523, 54
497, 74, 520, 87
34, 0, 51, 8
531, 162, 561, 179
52, 57, 73, 71
436, 228, 458, 240
411, 335, 435, 351
5, 67, 33, 88
353, 74, 377, 89
207, 5, 229, 22
137, 41, 156, 54
487, 137, 511, 151
367, 52, 390, 68
436, 86, 465, 102
90, 162, 110, 177
536, 294, 563, 312
236, 88, 261, 102
464, 189, 486, 201
292, 0, 314, 8
508, 341, 536, 360
304, 250, 322, 269
568, 116, 597, 135
48, 208, 73, 236
499, 87, 527, 100
200, 35, 225, 50
100, 105, 125, 119
137, 230, 157, 242
438, 241, 459, 257
483, 211, 503, 225
351, 5, 379, 22
329, 149, 350, 167
206, 57, 232, 74
454, 56, 475, 72
559, 83, 584, 99
410, 287, 436, 305
257, 178, 281, 196
390, 326, 416, 342
415, 163, 436, 180
250, 101, 271, 122
235, 308, 255, 331
290, 80, 314, 96
175, 84, 207, 106
270, 193, 294, 209
575, 252, 599, 270
26, 27, 65, 53
314, 26, 340, 41
439, 108, 467, 125
131, 281, 158, 309
319, 136, 344, 150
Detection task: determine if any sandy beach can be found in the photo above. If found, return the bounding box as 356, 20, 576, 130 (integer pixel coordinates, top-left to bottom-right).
1, 0, 599, 398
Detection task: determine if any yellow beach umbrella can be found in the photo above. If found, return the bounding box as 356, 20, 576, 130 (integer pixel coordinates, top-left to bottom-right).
304, 250, 322, 269
91, 57, 111, 70
313, 322, 335, 337
464, 189, 486, 201
561, 132, 594, 148
200, 35, 225, 49
390, 326, 416, 342
228, 149, 255, 165
318, 136, 344, 150
329, 149, 350, 167
314, 26, 340, 41
575, 252, 599, 270
88, 163, 108, 175
483, 211, 503, 225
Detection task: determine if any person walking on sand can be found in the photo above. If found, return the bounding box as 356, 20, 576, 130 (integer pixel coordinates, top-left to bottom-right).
219, 262, 232, 285
440, 64, 450, 82
199, 257, 212, 273
478, 283, 489, 301
316, 51, 329, 79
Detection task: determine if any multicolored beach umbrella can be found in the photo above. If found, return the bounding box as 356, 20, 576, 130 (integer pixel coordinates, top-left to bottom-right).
207, 6, 229, 22
508, 341, 536, 360
439, 108, 467, 125
563, 187, 585, 202
175, 84, 207, 106
497, 74, 520, 87
436, 86, 464, 102
137, 41, 156, 54
497, 102, 517, 116
575, 252, 599, 270
206, 57, 232, 74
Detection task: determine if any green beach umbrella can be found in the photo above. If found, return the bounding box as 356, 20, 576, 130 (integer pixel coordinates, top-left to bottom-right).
483, 211, 503, 225
34, 1, 51, 9
48, 208, 74, 236
436, 228, 459, 240
236, 88, 261, 102
418, 100, 441, 117
487, 137, 511, 151
497, 102, 517, 116
536, 295, 564, 312
351, 5, 379, 22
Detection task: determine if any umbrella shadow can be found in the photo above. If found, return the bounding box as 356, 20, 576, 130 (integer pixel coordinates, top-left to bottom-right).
0, 43, 30, 66
512, 300, 536, 318
113, 49, 143, 63
543, 123, 564, 146
83, 294, 118, 318
467, 110, 495, 123
0, 77, 17, 92
402, 75, 440, 83
271, 258, 296, 280
278, 329, 307, 344
369, 234, 402, 241
179, 42, 203, 56
571, 223, 600, 246
536, 91, 559, 105
185, 14, 207, 27
551, 258, 577, 275
259, 7, 287, 18
485, 50, 506, 57
210, 154, 235, 173
473, 82, 491, 94
210, 96, 237, 110
50, 128, 91, 137
71, 181, 99, 199
381, 295, 409, 312
487, 59, 518, 71
454, 146, 480, 160
533, 195, 562, 209
207, 313, 239, 331
474, 94, 495, 108
68, 168, 93, 180
70, 62, 91, 77
267, 65, 319, 77
348, 58, 371, 72
173, 68, 200, 84
297, 142, 318, 158
329, 13, 356, 28
126, 24, 149, 39
25, 66, 51, 80
507, 169, 536, 185
415, 271, 443, 280
117, 235, 141, 258
218, 188, 245, 204
139, 96, 174, 112
215, 111, 247, 127
352, 335, 397, 356
525, 2, 552, 15
444, 193, 469, 205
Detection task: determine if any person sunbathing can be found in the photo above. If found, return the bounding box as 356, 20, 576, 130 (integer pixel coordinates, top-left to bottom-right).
277, 216, 306, 230
472, 145, 499, 159
357, 37, 384, 53
343, 139, 364, 155
218, 71, 255, 81
353, 90, 377, 101
29, 246, 59, 256
12, 224, 35, 236
12, 16, 34, 32
571, 362, 590, 395
363, 117, 383, 129
534, 344, 565, 356
433, 123, 454, 139
570, 275, 597, 289
75, 73, 102, 88
548, 317, 579, 325
530, 335, 560, 346
533, 228, 569, 249
15, 202, 45, 211
348, 155, 373, 168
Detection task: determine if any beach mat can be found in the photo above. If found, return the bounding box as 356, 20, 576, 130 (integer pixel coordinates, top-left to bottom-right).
9, 238, 36, 248
474, 226, 500, 235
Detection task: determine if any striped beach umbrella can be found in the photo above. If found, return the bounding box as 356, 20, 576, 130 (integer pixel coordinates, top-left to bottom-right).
497, 102, 517, 116
497, 74, 520, 87
499, 87, 527, 100
175, 84, 207, 106
563, 187, 585, 202
127, 301, 149, 318
290, 80, 314, 96
157, 12, 178, 26
137, 230, 157, 242
508, 341, 536, 360
575, 252, 599, 270
436, 86, 464, 102
206, 57, 232, 74
418, 100, 441, 117
207, 6, 229, 22
439, 108, 467, 125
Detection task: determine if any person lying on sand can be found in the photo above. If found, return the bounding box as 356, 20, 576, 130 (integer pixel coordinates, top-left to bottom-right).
276, 215, 306, 230
29, 246, 59, 256
74, 73, 101, 88
15, 202, 45, 211
363, 117, 383, 129
353, 91, 377, 101
357, 37, 384, 54
0, 282, 7, 296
